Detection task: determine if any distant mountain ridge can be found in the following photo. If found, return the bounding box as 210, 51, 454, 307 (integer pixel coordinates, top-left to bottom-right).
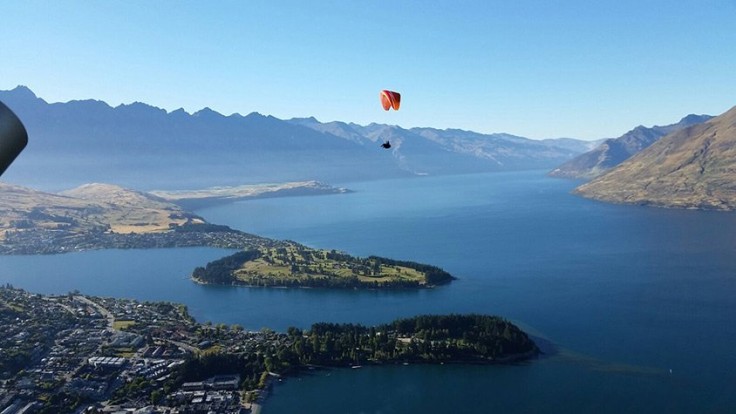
0, 86, 591, 190
575, 105, 736, 210
549, 114, 713, 179
291, 117, 598, 172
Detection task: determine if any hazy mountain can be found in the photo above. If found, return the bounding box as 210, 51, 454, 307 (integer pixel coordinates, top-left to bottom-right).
291, 118, 592, 173
409, 127, 587, 169
0, 87, 408, 190
575, 106, 736, 210
288, 117, 368, 144
1, 86, 589, 190
539, 137, 604, 153
549, 114, 713, 179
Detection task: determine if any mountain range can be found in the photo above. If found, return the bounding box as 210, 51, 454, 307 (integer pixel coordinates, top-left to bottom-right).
0, 86, 592, 191
2, 86, 732, 212
575, 105, 736, 210
549, 114, 713, 179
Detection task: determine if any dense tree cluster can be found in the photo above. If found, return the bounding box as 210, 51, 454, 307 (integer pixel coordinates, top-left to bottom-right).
235, 274, 423, 289
171, 314, 538, 395
192, 250, 261, 284
179, 352, 269, 392
36, 392, 84, 414
285, 314, 538, 366
366, 256, 455, 285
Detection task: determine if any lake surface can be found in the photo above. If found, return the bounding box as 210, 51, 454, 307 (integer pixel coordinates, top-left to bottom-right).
1, 170, 735, 412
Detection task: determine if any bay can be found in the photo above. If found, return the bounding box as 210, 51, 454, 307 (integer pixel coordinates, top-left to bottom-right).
1, 170, 735, 412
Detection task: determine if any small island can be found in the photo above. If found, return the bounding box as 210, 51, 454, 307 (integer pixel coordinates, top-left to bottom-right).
192, 243, 456, 289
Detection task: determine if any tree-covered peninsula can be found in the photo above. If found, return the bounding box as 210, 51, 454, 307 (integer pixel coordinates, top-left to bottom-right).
1, 286, 538, 411
192, 243, 456, 289
174, 315, 538, 406
280, 314, 539, 367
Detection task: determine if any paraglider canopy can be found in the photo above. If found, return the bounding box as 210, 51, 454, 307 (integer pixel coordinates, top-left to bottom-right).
380, 90, 401, 111
378, 90, 399, 150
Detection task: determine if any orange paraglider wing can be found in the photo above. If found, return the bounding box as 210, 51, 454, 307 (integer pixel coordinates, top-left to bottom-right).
390, 91, 400, 110
380, 90, 401, 111
380, 91, 392, 111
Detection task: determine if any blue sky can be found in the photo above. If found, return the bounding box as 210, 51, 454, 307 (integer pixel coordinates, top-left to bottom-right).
1, 1, 735, 139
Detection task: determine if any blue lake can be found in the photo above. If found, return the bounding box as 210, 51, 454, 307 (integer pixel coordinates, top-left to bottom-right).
1, 170, 735, 412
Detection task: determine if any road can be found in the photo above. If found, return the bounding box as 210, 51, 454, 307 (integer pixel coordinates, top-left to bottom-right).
75, 295, 115, 330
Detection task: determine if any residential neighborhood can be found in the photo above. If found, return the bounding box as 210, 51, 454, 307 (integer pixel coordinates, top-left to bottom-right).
0, 226, 267, 255
0, 286, 287, 413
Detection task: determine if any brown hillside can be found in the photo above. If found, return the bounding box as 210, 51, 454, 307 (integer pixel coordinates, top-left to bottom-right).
575, 106, 736, 210
0, 183, 201, 237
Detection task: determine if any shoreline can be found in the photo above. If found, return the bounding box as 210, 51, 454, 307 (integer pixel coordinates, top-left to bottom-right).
191, 276, 451, 290
152, 180, 352, 210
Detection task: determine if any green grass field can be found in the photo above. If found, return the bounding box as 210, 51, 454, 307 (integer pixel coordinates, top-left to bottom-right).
234, 244, 426, 285
113, 320, 136, 330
